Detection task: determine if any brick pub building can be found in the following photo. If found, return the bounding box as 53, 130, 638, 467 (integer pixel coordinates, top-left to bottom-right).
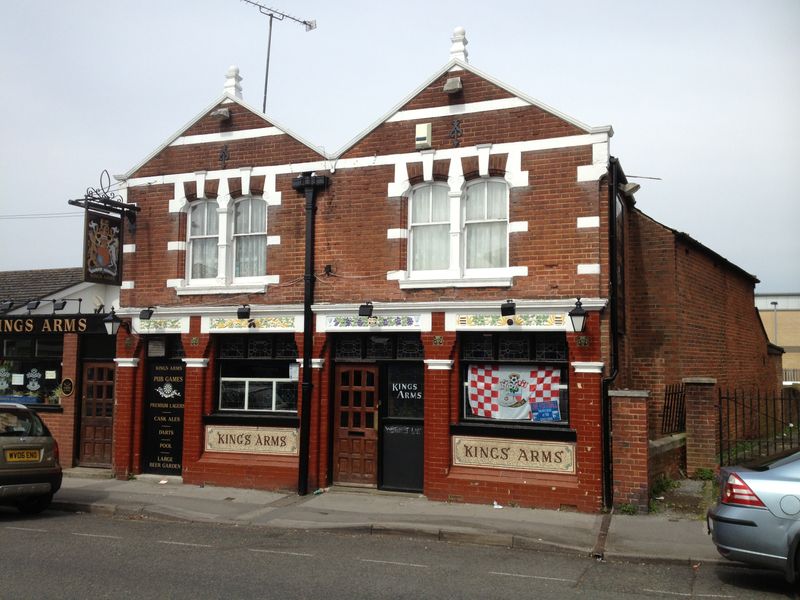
110, 29, 780, 511
0, 268, 120, 469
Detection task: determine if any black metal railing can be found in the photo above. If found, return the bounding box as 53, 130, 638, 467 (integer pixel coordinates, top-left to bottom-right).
661, 383, 686, 435
719, 387, 800, 466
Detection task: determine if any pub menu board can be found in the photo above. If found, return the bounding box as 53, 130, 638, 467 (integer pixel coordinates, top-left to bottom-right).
143, 361, 185, 475
386, 363, 423, 419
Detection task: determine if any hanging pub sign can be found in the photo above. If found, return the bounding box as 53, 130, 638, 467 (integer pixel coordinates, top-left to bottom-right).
83, 210, 122, 285
68, 170, 139, 287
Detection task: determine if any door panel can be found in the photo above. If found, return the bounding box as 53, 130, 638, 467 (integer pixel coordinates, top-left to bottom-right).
334, 365, 379, 486
79, 361, 115, 467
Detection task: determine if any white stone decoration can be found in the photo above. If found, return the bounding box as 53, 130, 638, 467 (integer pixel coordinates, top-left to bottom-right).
224, 65, 243, 99
449, 26, 469, 63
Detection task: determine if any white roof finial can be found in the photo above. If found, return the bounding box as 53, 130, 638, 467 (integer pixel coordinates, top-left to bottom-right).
224, 65, 242, 99
449, 26, 468, 63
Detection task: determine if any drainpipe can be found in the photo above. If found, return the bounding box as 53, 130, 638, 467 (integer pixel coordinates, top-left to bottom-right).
601, 157, 621, 509
292, 172, 329, 496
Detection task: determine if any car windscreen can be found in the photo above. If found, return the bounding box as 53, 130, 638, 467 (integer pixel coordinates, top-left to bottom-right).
0, 408, 45, 437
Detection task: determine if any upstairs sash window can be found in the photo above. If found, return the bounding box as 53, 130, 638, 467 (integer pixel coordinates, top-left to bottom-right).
233, 198, 267, 277
409, 184, 450, 271
189, 200, 219, 279
465, 180, 508, 269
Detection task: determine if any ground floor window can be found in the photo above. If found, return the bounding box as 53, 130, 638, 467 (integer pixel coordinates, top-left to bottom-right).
216, 334, 298, 414
0, 335, 63, 404
460, 332, 568, 425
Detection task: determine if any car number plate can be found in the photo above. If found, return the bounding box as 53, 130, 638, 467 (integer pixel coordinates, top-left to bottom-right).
4, 449, 41, 463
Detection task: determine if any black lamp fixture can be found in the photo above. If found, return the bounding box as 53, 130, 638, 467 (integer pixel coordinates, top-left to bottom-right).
237, 304, 251, 319
0, 299, 13, 311
51, 298, 82, 313
103, 307, 129, 336
568, 297, 588, 333
139, 306, 155, 320
26, 300, 41, 311
500, 299, 516, 317
358, 301, 373, 317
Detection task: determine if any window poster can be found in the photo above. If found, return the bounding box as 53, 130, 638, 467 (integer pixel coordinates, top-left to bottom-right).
467, 364, 561, 422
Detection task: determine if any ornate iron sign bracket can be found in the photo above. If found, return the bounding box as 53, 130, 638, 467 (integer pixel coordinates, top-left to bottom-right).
68, 170, 140, 234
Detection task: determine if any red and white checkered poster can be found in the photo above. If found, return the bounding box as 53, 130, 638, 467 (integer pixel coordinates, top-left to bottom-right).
528, 366, 562, 422
467, 364, 561, 422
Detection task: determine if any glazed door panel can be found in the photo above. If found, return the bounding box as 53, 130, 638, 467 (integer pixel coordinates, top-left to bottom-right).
334, 365, 379, 486
79, 362, 115, 467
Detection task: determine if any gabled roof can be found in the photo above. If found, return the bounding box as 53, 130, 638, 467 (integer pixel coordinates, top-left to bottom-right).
121, 93, 326, 180
332, 58, 613, 158
0, 267, 84, 305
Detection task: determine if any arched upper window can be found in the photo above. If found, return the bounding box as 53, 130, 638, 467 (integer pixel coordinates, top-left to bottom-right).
233, 197, 267, 277
407, 178, 509, 277
409, 183, 450, 272
188, 200, 219, 279
464, 179, 508, 269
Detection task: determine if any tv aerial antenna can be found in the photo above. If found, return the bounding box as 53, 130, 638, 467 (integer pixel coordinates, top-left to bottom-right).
240, 1, 317, 113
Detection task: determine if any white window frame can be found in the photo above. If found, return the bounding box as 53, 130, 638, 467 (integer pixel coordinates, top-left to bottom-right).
463, 178, 509, 277
408, 182, 452, 280
187, 199, 220, 285
405, 177, 511, 285
181, 195, 274, 294
232, 196, 268, 282
218, 377, 297, 413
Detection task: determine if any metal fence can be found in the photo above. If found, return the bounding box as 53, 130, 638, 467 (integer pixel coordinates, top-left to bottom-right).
785, 369, 800, 383
661, 383, 686, 435
719, 387, 800, 466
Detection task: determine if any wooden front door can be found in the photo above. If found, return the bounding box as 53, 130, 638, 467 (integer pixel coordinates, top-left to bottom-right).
79, 362, 115, 467
334, 365, 379, 486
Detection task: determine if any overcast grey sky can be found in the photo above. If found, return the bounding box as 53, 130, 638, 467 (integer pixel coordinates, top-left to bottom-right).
1, 0, 797, 292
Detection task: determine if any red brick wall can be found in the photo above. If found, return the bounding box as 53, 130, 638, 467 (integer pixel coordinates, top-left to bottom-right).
649, 439, 686, 484
38, 332, 79, 467
674, 237, 779, 393
417, 316, 604, 513
623, 209, 779, 438
342, 71, 584, 159
131, 104, 323, 179
610, 392, 649, 512
114, 63, 613, 507
684, 379, 719, 475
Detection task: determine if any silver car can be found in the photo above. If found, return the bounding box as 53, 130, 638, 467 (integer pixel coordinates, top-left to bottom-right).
708, 449, 800, 583
0, 402, 62, 514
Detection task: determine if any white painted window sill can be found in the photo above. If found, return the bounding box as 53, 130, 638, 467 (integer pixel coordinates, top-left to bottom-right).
175, 283, 267, 296
390, 267, 526, 289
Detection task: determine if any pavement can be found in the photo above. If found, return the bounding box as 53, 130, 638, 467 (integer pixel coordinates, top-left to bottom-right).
48, 468, 724, 567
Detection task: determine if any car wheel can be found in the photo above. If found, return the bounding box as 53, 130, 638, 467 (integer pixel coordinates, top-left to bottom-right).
16, 494, 53, 515
793, 539, 800, 588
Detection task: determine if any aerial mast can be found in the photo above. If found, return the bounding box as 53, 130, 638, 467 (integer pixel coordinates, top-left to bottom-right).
240, 1, 317, 113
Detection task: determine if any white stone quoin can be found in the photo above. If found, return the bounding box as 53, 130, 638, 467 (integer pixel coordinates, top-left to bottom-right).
224, 65, 243, 99
450, 26, 469, 63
